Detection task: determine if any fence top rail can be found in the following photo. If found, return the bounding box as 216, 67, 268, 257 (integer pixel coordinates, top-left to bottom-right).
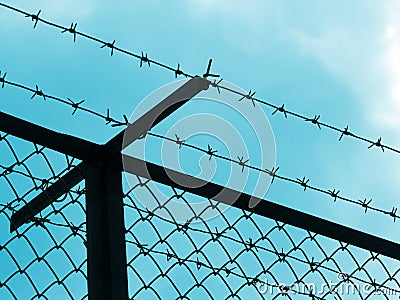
3, 112, 400, 262
0, 111, 103, 163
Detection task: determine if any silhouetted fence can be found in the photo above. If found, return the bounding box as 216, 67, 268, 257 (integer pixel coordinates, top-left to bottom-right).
1, 112, 400, 300
1, 3, 400, 299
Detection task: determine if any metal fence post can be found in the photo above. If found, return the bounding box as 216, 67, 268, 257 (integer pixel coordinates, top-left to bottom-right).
85, 158, 128, 300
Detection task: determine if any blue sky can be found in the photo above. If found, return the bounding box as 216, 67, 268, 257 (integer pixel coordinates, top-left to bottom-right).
1, 1, 400, 298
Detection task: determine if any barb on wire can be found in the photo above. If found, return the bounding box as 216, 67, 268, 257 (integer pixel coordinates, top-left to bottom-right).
328, 189, 340, 202
24, 9, 41, 28
368, 137, 384, 152
67, 98, 85, 115
358, 198, 372, 213
306, 115, 321, 129
237, 156, 249, 172
171, 187, 185, 199
100, 40, 116, 56
339, 125, 352, 141
389, 207, 398, 222
140, 52, 150, 68
296, 177, 310, 191
175, 63, 184, 78
111, 114, 130, 127
0, 71, 6, 88
74, 186, 86, 196
272, 104, 287, 118
31, 216, 49, 229
67, 221, 83, 236
238, 90, 256, 107
30, 85, 46, 100
105, 109, 113, 125
174, 134, 185, 149
245, 238, 258, 252
212, 227, 222, 241
0, 202, 19, 213
62, 22, 77, 42
206, 144, 217, 160
146, 131, 400, 221
275, 248, 288, 263
265, 167, 279, 183
210, 78, 223, 94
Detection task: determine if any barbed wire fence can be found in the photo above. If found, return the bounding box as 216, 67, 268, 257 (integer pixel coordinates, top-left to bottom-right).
1, 2, 399, 155
124, 178, 400, 299
2, 67, 398, 220
1, 3, 400, 300
144, 132, 399, 221
1, 125, 400, 299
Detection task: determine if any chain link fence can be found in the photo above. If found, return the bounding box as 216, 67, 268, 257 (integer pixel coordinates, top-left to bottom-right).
1, 124, 400, 300
1, 128, 400, 299
1, 2, 400, 299
0, 131, 87, 300
124, 175, 400, 300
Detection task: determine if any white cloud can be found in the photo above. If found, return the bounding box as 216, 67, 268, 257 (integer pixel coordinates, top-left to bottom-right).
372, 8, 400, 130
186, 1, 400, 138
283, 1, 400, 140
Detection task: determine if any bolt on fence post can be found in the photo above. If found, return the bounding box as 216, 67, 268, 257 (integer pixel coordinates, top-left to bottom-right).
85, 159, 128, 300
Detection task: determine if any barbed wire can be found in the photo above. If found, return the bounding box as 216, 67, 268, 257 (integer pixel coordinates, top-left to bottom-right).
145, 131, 400, 222
0, 3, 195, 79
0, 194, 87, 300
0, 73, 128, 127
126, 241, 333, 300
1, 127, 398, 299
1, 2, 399, 157
2, 69, 396, 221
123, 178, 400, 296
2, 3, 400, 299
0, 132, 87, 299
124, 177, 400, 300
0, 133, 80, 190
211, 81, 400, 155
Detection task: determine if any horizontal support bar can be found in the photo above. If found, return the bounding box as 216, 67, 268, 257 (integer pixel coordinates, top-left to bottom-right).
13, 152, 400, 260
122, 155, 400, 261
0, 111, 103, 163
7, 107, 400, 261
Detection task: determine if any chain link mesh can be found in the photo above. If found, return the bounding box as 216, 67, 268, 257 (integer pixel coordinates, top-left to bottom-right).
0, 132, 87, 300
124, 175, 400, 300
1, 129, 400, 300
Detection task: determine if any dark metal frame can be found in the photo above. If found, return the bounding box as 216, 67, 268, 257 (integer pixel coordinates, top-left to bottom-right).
2, 77, 400, 299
